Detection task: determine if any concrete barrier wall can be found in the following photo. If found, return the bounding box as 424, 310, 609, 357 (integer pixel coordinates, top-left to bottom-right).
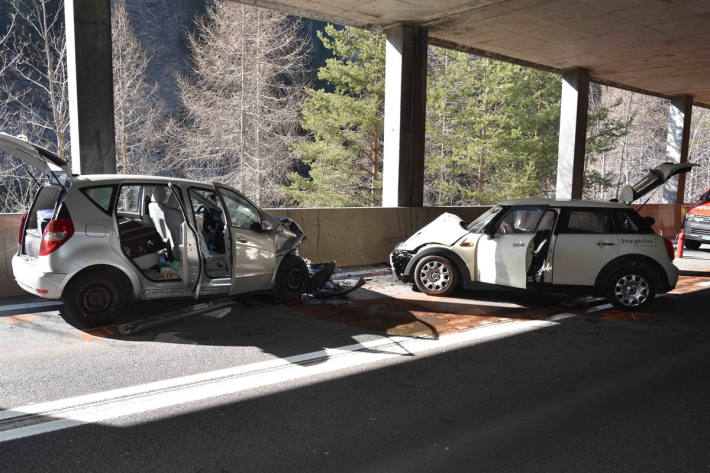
0, 214, 24, 297
0, 204, 686, 299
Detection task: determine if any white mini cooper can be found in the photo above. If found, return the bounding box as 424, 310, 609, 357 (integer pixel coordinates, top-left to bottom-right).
391, 163, 693, 309
1, 133, 314, 326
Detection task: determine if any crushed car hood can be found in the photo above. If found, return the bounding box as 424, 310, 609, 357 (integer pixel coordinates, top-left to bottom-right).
398, 213, 468, 251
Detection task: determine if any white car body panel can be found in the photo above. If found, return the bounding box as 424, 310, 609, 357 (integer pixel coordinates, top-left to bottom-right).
476, 233, 536, 289
398, 213, 468, 251
552, 233, 619, 286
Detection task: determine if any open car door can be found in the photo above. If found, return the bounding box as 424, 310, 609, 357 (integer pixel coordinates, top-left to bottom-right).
475, 205, 545, 289
0, 132, 71, 186
167, 183, 203, 298
618, 162, 695, 204
213, 184, 277, 295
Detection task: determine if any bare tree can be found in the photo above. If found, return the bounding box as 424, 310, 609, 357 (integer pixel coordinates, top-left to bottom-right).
176, 1, 310, 206
111, 0, 172, 175
0, 0, 67, 213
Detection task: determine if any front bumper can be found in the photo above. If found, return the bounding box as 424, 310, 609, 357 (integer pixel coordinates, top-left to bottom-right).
390, 246, 414, 282
684, 219, 710, 243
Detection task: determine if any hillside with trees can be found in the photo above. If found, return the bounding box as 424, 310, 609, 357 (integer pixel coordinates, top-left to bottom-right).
1, 0, 710, 213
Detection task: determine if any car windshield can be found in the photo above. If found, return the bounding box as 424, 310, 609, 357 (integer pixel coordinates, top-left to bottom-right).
467, 205, 505, 232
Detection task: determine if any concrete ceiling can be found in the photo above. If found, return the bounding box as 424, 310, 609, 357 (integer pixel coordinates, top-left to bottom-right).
240, 0, 710, 107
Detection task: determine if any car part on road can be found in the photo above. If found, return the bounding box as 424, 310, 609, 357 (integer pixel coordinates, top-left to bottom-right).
312, 277, 366, 298
118, 298, 238, 335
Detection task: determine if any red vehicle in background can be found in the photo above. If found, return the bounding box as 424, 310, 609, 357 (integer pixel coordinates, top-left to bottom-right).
682, 187, 710, 249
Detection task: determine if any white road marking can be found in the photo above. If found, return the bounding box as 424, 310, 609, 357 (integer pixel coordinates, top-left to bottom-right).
586, 303, 613, 313
547, 312, 576, 322
0, 314, 574, 443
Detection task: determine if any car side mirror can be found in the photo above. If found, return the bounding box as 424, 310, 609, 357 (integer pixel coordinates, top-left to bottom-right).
483, 222, 496, 238
261, 220, 274, 232
642, 216, 655, 227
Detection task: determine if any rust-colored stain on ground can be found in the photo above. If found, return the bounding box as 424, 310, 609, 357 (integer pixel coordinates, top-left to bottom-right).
77, 325, 119, 341
1, 314, 38, 324
293, 296, 567, 338
671, 275, 710, 293
597, 310, 659, 321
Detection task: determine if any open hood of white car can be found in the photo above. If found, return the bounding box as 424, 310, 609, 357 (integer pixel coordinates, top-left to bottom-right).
0, 132, 70, 186
399, 212, 469, 251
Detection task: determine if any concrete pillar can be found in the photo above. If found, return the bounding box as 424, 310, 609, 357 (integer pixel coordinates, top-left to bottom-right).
662, 95, 693, 203
555, 69, 590, 200
65, 0, 116, 175
382, 25, 427, 207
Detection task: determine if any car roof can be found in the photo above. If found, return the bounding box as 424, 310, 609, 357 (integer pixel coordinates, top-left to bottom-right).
72, 174, 213, 187
499, 198, 630, 208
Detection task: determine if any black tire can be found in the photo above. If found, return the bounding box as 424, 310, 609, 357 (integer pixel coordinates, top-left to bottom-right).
413, 255, 458, 296
604, 264, 656, 310
273, 254, 309, 301
62, 270, 129, 327
684, 239, 702, 250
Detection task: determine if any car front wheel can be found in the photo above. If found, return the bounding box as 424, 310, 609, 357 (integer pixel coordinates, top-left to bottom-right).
605, 265, 656, 310
414, 255, 458, 296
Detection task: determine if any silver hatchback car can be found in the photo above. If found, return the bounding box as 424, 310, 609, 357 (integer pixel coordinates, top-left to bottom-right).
2, 133, 311, 326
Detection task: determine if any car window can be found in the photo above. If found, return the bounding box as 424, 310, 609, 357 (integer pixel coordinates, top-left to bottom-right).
496, 206, 544, 234
82, 186, 114, 212
564, 209, 612, 234
536, 209, 557, 232
117, 185, 142, 214
700, 189, 710, 202
468, 205, 505, 232
217, 188, 261, 231
613, 210, 640, 234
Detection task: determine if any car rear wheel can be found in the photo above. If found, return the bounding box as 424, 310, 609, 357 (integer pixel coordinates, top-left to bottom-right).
62, 270, 129, 327
684, 239, 702, 250
414, 255, 458, 296
273, 254, 308, 301
605, 265, 656, 310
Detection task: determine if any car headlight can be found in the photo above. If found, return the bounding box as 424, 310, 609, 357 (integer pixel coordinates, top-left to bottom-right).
686, 213, 698, 223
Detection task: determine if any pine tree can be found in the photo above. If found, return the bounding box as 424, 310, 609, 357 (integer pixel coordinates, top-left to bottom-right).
283, 25, 385, 207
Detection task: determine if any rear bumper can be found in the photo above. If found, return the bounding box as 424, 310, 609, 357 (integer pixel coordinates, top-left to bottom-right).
11, 255, 66, 299
660, 260, 679, 292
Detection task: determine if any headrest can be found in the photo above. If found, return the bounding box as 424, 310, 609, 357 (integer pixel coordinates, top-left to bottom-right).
151, 186, 168, 203
165, 191, 180, 210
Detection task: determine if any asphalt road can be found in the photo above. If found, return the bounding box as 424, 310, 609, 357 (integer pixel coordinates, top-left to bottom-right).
1, 274, 709, 473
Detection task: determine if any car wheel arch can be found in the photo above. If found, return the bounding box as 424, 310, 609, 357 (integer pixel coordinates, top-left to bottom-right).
594, 254, 667, 293
61, 264, 136, 302
404, 246, 471, 284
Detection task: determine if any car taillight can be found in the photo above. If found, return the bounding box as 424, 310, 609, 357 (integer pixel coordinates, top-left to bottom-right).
18, 211, 29, 245
39, 218, 74, 256
664, 237, 675, 262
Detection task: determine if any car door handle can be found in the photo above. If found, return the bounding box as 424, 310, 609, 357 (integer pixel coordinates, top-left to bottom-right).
236, 238, 248, 243
512, 241, 526, 247
597, 241, 615, 246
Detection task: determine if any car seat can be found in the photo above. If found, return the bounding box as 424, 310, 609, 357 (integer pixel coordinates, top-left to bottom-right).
148, 187, 184, 261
